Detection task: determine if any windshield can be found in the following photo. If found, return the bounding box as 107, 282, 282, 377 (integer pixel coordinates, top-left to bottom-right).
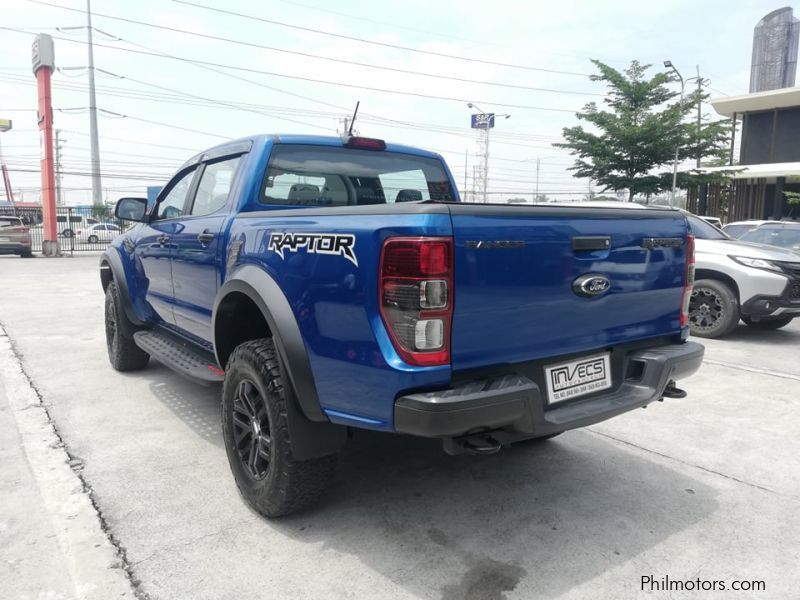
261, 144, 455, 206
723, 224, 757, 238
740, 226, 800, 251
687, 215, 729, 240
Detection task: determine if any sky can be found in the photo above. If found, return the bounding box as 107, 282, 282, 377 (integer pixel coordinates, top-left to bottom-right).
0, 0, 788, 205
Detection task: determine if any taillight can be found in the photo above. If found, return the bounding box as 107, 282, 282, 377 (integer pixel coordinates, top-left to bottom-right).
680, 234, 695, 328
379, 237, 453, 366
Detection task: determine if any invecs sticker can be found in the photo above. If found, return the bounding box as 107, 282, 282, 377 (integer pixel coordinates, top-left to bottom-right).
268, 232, 358, 266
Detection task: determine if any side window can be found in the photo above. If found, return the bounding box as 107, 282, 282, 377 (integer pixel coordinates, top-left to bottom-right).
157, 168, 196, 220
190, 156, 242, 217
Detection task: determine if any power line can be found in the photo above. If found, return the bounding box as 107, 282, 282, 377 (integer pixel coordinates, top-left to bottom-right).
276, 0, 502, 48
30, 0, 602, 97
4, 70, 568, 149
1, 27, 582, 112
172, 0, 591, 77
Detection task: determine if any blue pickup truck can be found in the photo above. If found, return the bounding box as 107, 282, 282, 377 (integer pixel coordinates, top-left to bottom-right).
101, 134, 703, 517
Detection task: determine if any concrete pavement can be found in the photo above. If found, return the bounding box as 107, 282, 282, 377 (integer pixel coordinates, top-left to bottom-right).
0, 254, 798, 599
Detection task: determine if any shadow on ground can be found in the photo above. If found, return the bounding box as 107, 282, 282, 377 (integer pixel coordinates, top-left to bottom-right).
262, 430, 718, 599
130, 360, 718, 599
723, 321, 800, 343
143, 363, 223, 448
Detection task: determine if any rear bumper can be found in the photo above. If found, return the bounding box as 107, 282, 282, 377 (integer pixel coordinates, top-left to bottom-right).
394, 341, 704, 438
0, 242, 29, 254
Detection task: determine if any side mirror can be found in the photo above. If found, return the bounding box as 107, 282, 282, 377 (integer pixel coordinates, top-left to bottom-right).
115, 197, 148, 222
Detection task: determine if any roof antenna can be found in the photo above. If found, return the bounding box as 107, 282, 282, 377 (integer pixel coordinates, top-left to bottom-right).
347, 101, 360, 136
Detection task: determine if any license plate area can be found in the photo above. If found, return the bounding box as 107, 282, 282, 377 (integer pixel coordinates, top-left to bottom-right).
544, 352, 612, 404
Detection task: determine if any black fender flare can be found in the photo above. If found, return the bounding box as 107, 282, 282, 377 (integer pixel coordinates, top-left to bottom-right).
213, 265, 346, 459
99, 249, 145, 336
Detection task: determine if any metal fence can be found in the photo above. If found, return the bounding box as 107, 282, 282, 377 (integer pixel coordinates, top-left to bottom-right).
0, 205, 128, 255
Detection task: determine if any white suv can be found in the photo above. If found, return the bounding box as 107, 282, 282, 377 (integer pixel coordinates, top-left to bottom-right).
687, 215, 800, 337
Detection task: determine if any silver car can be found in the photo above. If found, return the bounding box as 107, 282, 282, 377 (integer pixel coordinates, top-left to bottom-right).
687, 215, 800, 337
0, 216, 32, 258
738, 221, 800, 253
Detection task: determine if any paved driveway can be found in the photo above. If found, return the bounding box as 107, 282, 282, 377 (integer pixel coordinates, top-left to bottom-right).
1, 254, 798, 599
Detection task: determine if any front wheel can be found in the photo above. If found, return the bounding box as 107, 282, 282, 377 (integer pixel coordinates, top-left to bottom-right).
742, 315, 794, 330
222, 339, 337, 518
688, 279, 739, 338
88, 234, 99, 244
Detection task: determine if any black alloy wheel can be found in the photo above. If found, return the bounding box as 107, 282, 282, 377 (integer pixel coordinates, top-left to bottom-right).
231, 379, 272, 481
689, 287, 724, 333
687, 279, 738, 338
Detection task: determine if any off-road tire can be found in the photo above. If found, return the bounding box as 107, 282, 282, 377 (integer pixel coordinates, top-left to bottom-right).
688, 279, 739, 338
105, 280, 150, 371
221, 338, 337, 518
741, 315, 794, 330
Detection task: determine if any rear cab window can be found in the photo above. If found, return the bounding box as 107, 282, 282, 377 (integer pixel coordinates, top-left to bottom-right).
260, 144, 455, 207
687, 215, 729, 240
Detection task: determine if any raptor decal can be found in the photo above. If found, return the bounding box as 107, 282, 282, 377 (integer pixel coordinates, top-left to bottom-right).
268, 232, 358, 266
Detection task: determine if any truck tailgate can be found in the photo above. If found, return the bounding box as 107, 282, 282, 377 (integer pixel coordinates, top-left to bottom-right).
448, 204, 688, 372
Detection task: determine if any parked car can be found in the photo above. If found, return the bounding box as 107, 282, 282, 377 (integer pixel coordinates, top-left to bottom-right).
56, 214, 99, 238
0, 216, 32, 258
101, 134, 703, 517
686, 215, 800, 337
738, 221, 800, 253
722, 220, 781, 239
77, 223, 123, 244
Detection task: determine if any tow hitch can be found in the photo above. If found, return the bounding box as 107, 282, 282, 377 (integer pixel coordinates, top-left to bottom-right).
442, 433, 502, 456
662, 379, 688, 399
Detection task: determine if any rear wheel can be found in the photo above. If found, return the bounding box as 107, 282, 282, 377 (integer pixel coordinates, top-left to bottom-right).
222, 338, 337, 518
688, 279, 739, 338
105, 280, 150, 371
62, 228, 74, 238
20, 249, 33, 258
741, 315, 794, 330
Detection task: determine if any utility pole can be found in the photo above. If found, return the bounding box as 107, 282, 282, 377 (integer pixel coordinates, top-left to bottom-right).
695, 65, 703, 169
86, 0, 102, 208
535, 158, 541, 200
664, 60, 685, 207
0, 118, 14, 203
54, 129, 63, 205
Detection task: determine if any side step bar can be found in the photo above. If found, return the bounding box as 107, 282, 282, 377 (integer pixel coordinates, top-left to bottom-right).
133, 330, 224, 384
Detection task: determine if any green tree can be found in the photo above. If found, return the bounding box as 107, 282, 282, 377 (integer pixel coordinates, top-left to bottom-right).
785, 191, 800, 218
556, 60, 731, 202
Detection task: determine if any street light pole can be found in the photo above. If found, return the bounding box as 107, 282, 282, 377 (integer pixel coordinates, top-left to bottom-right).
664, 60, 685, 207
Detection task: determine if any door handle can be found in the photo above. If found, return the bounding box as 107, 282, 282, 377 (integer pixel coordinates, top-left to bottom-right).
197, 230, 215, 244
157, 234, 170, 246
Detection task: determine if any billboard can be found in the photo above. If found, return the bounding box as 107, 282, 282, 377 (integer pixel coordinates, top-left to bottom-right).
471, 113, 495, 129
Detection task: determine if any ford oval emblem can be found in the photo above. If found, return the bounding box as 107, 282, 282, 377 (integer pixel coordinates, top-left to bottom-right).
573, 273, 611, 298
